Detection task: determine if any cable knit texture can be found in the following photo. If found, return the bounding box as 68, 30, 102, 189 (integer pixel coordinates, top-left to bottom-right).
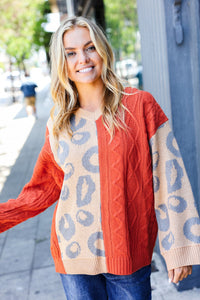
1, 88, 200, 274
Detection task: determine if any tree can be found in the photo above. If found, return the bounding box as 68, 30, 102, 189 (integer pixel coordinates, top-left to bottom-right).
32, 0, 52, 65
104, 0, 138, 61
0, 0, 50, 72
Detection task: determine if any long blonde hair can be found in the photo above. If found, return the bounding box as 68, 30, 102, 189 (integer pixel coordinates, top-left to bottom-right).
49, 16, 125, 140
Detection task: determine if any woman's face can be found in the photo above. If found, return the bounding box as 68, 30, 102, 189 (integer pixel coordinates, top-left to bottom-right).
63, 27, 104, 89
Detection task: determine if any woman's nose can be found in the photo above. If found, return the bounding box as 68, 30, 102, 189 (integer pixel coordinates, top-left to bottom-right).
78, 51, 89, 63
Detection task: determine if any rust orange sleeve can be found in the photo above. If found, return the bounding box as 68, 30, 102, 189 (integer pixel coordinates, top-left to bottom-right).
142, 91, 168, 140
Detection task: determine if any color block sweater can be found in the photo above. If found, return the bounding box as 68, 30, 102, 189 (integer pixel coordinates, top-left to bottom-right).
1, 88, 200, 275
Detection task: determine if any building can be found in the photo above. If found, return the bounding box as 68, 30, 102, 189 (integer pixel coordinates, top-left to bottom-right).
137, 0, 200, 291
49, 0, 105, 29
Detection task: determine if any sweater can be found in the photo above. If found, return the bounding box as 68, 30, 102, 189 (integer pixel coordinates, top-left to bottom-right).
0, 88, 200, 275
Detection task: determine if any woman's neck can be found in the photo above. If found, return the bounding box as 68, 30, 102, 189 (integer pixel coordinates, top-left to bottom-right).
76, 82, 105, 112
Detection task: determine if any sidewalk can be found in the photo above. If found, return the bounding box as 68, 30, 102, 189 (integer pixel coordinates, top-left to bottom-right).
0, 85, 66, 300
0, 85, 199, 299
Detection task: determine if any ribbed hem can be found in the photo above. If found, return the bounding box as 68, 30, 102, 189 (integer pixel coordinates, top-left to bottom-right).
162, 245, 200, 270
54, 255, 153, 275
59, 257, 107, 275
106, 256, 152, 275
107, 256, 133, 275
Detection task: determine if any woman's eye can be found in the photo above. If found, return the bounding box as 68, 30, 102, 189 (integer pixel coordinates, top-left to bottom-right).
66, 52, 75, 58
86, 45, 96, 52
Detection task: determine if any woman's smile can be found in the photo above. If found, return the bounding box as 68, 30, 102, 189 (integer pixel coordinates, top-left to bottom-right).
77, 66, 94, 73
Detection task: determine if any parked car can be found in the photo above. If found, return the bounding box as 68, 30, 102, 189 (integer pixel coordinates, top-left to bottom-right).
115, 59, 138, 79
3, 71, 22, 93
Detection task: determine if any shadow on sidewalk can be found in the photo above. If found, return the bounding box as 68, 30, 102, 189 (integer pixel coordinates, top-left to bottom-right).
0, 117, 47, 202
0, 106, 66, 299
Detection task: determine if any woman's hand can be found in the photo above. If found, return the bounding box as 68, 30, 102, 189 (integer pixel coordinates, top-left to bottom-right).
168, 266, 192, 284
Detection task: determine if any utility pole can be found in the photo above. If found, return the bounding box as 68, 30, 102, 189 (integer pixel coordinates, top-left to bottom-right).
66, 0, 75, 16
9, 57, 16, 103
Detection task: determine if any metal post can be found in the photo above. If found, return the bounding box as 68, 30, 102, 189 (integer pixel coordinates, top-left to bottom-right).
136, 0, 172, 120
9, 57, 16, 103
66, 0, 75, 16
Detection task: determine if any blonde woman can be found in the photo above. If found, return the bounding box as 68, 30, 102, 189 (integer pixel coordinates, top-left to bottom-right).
0, 16, 200, 300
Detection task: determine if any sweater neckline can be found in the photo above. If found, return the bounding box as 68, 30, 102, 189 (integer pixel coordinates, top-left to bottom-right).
75, 107, 102, 121
74, 87, 137, 122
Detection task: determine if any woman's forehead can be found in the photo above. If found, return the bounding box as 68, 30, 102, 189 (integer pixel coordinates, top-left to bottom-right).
63, 27, 92, 48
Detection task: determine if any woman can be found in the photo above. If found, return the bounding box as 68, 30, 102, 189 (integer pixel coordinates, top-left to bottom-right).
0, 16, 200, 300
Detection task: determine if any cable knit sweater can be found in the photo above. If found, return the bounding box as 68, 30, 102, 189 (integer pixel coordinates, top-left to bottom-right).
0, 88, 200, 275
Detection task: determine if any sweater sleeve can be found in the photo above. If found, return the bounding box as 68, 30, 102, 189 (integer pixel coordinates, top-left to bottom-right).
150, 120, 200, 270
0, 127, 64, 233
142, 91, 168, 139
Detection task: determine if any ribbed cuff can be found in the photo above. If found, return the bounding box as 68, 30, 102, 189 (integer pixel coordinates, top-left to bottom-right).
162, 245, 200, 270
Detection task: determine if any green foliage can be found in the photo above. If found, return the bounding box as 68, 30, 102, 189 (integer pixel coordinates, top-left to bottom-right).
32, 0, 52, 63
0, 0, 38, 66
104, 0, 138, 60
0, 0, 51, 69
0, 61, 5, 71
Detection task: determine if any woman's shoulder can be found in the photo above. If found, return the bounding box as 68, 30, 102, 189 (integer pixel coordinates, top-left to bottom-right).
122, 87, 156, 111
122, 87, 167, 124
123, 87, 156, 100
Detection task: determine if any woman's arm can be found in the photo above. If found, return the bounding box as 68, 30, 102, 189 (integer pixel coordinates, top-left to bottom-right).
0, 128, 64, 233
150, 120, 200, 282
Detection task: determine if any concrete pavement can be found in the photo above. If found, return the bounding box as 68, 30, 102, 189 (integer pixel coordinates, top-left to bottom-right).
0, 83, 66, 300
0, 83, 200, 299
